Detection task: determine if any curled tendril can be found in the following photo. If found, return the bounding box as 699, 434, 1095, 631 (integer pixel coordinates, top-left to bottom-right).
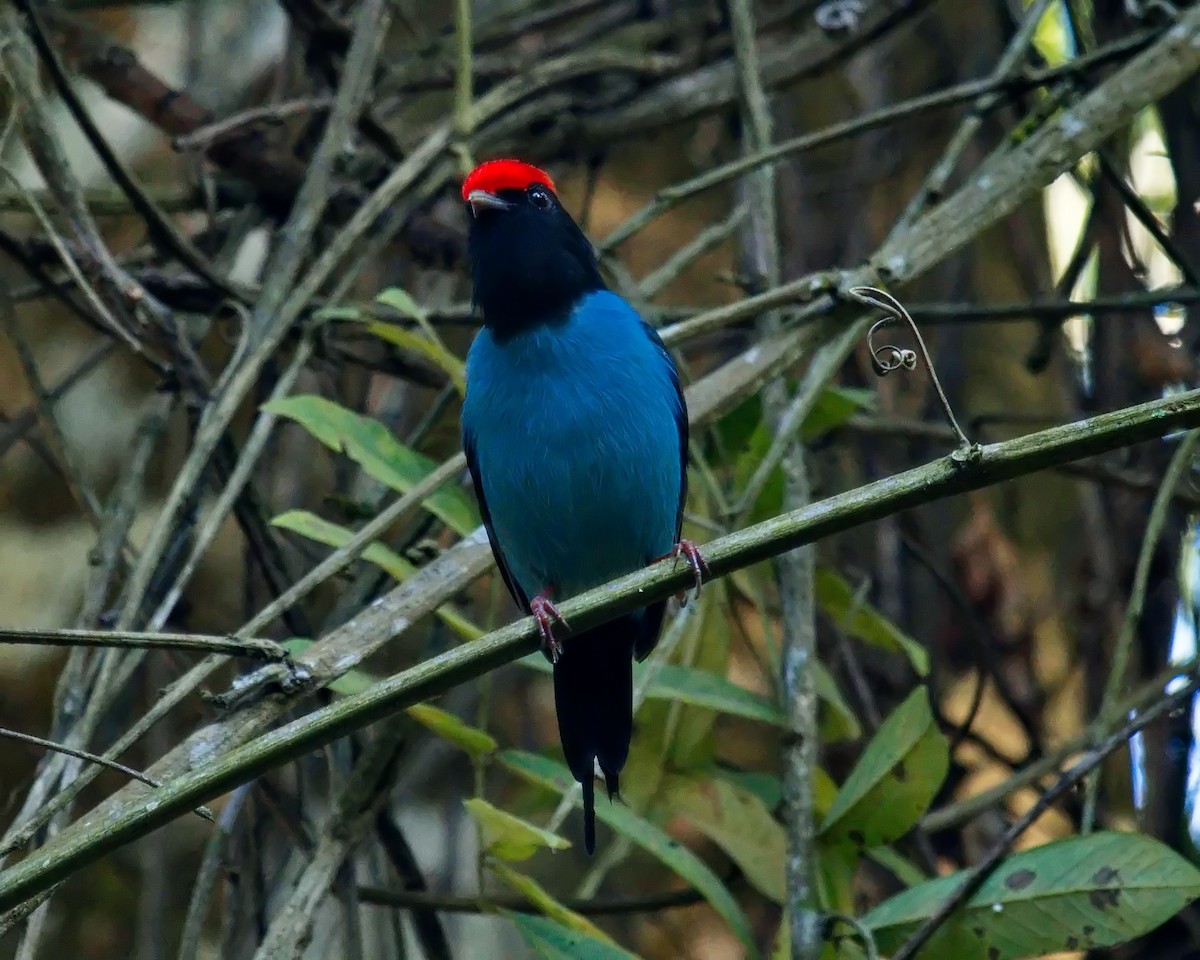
847, 285, 979, 462
815, 0, 867, 33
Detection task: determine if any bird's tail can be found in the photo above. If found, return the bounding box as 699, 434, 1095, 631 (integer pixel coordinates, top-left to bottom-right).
552, 615, 638, 855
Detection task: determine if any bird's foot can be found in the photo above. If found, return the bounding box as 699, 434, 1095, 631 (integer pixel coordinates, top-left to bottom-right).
531, 592, 568, 664
656, 539, 709, 604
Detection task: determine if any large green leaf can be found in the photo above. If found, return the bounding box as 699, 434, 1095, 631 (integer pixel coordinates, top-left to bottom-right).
507, 912, 642, 960
815, 567, 928, 675
662, 774, 785, 903
517, 654, 859, 739
264, 394, 478, 534
820, 687, 947, 847
863, 832, 1200, 959
500, 749, 760, 959
463, 798, 568, 860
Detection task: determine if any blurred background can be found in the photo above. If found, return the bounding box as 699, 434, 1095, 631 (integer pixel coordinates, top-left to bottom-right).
0, 0, 1196, 957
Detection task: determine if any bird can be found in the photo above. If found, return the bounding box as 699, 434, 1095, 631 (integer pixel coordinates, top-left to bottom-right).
459, 159, 705, 854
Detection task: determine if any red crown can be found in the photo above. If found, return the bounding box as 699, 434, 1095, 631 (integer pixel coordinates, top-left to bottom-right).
461, 159, 555, 200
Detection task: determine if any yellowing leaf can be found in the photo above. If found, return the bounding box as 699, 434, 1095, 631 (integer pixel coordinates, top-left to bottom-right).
501, 749, 759, 958
409, 705, 496, 758
490, 863, 610, 942
375, 287, 427, 321
464, 798, 570, 861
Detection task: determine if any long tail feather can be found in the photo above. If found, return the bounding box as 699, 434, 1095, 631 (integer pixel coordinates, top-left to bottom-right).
553, 613, 649, 854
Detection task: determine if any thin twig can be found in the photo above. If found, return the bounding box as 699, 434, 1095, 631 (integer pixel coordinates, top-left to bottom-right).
176, 785, 251, 960
888, 0, 1056, 237
358, 881, 708, 915
173, 97, 334, 150
0, 627, 289, 660
0, 726, 213, 821
599, 26, 1156, 253
113, 0, 391, 637
726, 0, 820, 956
15, 0, 249, 303
1081, 427, 1200, 830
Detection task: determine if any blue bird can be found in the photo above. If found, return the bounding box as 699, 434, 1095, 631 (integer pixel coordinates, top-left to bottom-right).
459, 159, 705, 853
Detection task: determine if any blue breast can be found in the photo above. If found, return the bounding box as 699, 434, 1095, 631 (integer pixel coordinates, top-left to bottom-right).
462, 291, 682, 602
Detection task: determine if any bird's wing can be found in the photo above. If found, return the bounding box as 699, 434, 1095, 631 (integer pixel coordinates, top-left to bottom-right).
462, 427, 530, 612
642, 321, 688, 538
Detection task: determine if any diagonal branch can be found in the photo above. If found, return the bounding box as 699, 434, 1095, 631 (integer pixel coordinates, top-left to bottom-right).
2, 386, 1200, 909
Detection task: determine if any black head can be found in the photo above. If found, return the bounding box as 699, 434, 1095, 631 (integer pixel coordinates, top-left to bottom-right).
462, 160, 605, 337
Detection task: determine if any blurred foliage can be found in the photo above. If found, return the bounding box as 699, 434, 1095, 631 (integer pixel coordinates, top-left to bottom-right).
0, 0, 1197, 958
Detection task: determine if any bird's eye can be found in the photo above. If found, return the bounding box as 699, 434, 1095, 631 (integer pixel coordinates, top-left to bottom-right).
528, 186, 552, 210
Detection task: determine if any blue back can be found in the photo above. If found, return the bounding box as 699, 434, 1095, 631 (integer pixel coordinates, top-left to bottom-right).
462, 291, 684, 604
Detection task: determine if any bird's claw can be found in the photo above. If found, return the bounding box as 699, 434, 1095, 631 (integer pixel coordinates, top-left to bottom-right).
664, 539, 709, 603
531, 593, 568, 663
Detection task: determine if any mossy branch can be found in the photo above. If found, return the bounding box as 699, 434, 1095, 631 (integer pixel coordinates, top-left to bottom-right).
2, 387, 1200, 910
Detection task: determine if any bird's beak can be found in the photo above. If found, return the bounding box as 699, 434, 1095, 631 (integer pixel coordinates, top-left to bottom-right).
467, 189, 512, 216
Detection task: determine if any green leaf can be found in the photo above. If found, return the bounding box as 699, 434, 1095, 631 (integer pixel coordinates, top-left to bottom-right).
367, 323, 467, 394
409, 704, 496, 757
490, 863, 611, 942
732, 420, 784, 521
801, 386, 876, 441
271, 510, 482, 641
815, 567, 928, 675
646, 663, 783, 726
717, 768, 782, 810
463, 798, 568, 860
507, 912, 642, 960
820, 687, 948, 847
374, 287, 427, 321
815, 840, 858, 914
500, 749, 760, 959
662, 774, 785, 903
264, 395, 479, 535
272, 509, 411, 580
867, 845, 928, 888
815, 661, 862, 743
521, 654, 785, 726
863, 832, 1200, 959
